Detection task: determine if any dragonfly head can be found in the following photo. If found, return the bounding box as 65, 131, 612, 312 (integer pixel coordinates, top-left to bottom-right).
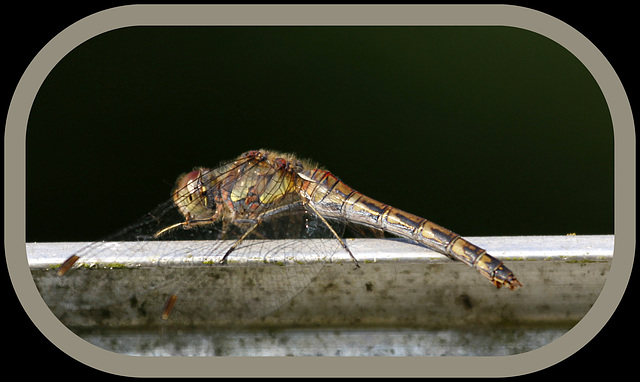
173, 169, 216, 221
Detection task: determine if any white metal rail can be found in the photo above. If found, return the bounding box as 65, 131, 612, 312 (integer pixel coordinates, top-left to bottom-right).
27, 235, 613, 356
28, 235, 612, 326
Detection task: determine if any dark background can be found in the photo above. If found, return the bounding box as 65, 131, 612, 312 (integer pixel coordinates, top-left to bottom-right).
26, 25, 613, 242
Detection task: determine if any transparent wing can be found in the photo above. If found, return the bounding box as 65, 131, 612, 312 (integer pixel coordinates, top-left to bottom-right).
40, 155, 350, 330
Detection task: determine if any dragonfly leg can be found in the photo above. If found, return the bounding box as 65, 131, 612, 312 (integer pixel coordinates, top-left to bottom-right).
219, 220, 261, 264
305, 202, 360, 268
153, 214, 218, 238
217, 203, 308, 264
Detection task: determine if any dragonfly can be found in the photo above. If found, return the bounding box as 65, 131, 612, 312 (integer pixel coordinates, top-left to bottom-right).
57, 149, 522, 322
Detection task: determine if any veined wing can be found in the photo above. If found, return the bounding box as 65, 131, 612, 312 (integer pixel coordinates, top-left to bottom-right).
49, 153, 347, 327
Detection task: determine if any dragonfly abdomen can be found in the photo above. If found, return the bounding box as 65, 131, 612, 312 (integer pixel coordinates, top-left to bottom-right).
300, 168, 522, 290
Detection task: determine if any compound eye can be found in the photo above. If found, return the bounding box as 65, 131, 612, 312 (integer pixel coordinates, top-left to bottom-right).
174, 170, 204, 207
177, 170, 201, 194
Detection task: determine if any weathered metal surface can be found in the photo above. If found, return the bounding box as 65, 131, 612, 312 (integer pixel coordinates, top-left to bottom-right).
28, 235, 612, 330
